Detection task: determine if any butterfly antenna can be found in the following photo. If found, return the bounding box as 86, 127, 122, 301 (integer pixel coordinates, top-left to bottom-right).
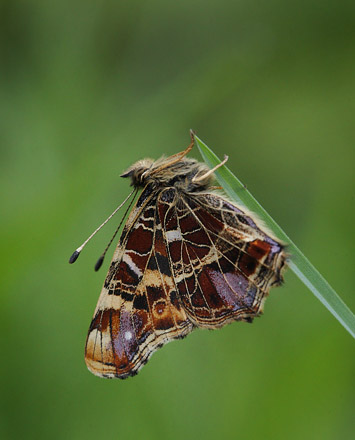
192, 155, 229, 183
94, 189, 138, 271
69, 188, 137, 265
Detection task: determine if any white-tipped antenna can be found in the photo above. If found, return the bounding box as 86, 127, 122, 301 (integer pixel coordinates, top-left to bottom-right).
69, 188, 137, 265
93, 190, 138, 271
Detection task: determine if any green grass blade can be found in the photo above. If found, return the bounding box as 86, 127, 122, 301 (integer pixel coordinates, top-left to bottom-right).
194, 134, 355, 339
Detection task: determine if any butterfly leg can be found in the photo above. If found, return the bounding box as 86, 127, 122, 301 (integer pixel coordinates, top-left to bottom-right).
149, 135, 195, 177
192, 155, 229, 183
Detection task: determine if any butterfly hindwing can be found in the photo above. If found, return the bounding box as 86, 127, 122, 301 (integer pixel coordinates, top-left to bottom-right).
158, 188, 285, 328
192, 193, 286, 287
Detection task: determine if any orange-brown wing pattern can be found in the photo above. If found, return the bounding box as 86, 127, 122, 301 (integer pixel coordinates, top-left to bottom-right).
158, 188, 286, 328
85, 186, 193, 379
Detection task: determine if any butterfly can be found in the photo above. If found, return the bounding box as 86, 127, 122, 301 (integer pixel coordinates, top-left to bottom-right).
70, 133, 287, 379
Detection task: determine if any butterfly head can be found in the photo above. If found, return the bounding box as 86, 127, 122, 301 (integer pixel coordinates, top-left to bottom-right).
120, 159, 155, 187
121, 155, 212, 192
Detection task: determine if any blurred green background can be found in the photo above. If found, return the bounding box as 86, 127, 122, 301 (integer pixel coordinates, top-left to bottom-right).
1, 1, 354, 439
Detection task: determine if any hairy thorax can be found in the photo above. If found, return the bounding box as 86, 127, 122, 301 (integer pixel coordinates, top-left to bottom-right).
120, 156, 212, 193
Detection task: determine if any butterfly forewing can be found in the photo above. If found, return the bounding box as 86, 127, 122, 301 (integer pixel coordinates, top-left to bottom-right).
85, 185, 193, 379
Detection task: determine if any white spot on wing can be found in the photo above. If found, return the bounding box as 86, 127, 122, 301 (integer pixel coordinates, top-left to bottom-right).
166, 229, 182, 242
124, 331, 133, 341
122, 253, 142, 277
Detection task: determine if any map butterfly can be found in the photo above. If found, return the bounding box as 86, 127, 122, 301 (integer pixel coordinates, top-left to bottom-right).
70, 133, 287, 379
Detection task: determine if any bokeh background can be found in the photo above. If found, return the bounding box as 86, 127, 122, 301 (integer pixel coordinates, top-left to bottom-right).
1, 1, 354, 439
